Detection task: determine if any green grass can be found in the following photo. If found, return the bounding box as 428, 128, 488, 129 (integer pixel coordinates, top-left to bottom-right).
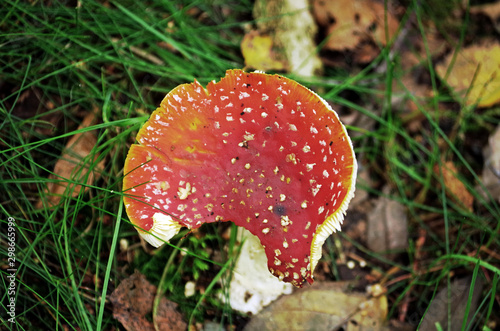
1, 0, 500, 330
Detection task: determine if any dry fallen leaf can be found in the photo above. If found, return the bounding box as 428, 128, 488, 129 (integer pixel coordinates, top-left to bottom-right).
241, 30, 288, 72
479, 125, 500, 203
366, 187, 408, 256
470, 2, 500, 33
313, 0, 399, 58
37, 109, 104, 208
244, 282, 388, 331
109, 270, 187, 331
434, 161, 474, 212
420, 276, 483, 330
436, 43, 500, 108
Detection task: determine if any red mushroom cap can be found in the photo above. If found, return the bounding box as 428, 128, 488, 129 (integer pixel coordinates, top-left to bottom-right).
123, 70, 357, 287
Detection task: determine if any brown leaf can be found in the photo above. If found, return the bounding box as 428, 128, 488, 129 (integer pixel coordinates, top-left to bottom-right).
470, 2, 500, 33
37, 109, 105, 208
434, 161, 474, 212
436, 42, 500, 108
244, 282, 388, 331
109, 270, 187, 331
313, 0, 399, 56
366, 187, 408, 256
420, 276, 483, 330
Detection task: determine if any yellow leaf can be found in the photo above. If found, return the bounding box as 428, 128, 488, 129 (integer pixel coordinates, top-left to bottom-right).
436, 43, 500, 108
241, 30, 287, 72
244, 282, 388, 331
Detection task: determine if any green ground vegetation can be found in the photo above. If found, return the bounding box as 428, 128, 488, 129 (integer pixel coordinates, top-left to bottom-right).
1, 0, 499, 330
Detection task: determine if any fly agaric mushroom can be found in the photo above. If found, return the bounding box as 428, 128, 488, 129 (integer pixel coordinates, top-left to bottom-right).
123, 69, 357, 287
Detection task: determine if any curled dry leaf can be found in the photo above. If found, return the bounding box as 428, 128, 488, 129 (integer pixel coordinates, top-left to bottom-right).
434, 161, 474, 212
312, 0, 399, 57
241, 30, 288, 72
37, 109, 104, 208
243, 282, 388, 331
109, 270, 187, 331
366, 187, 408, 256
479, 125, 500, 203
420, 276, 483, 330
470, 2, 500, 33
436, 43, 500, 108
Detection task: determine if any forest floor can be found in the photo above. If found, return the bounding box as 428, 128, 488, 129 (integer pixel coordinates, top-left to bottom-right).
1, 1, 500, 330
